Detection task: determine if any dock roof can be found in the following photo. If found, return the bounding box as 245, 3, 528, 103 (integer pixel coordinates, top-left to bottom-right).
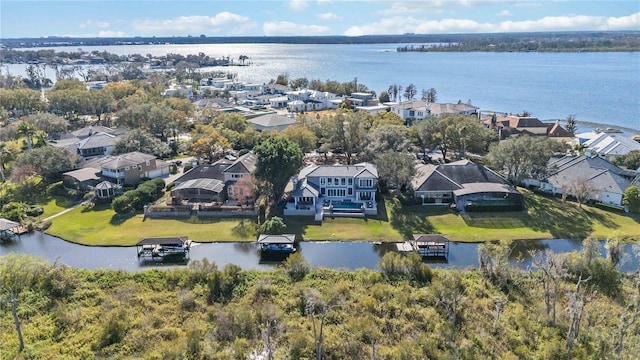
257, 234, 295, 244
137, 237, 189, 246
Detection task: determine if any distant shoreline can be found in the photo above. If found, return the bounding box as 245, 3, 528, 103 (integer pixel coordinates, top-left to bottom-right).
2, 30, 638, 50
543, 119, 640, 134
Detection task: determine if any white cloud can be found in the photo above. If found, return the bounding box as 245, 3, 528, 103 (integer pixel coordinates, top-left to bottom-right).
604, 12, 640, 30
317, 12, 342, 21
288, 0, 310, 11
132, 12, 250, 35
59, 30, 127, 38
317, 0, 333, 4
496, 10, 512, 17
79, 20, 110, 29
263, 21, 332, 36
97, 30, 127, 37
345, 13, 640, 35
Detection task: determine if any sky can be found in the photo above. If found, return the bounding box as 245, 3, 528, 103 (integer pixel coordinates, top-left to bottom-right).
1, 0, 639, 39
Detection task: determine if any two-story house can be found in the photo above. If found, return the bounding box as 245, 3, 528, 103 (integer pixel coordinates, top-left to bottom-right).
391, 101, 428, 122
97, 152, 169, 186
170, 152, 257, 204
285, 163, 378, 219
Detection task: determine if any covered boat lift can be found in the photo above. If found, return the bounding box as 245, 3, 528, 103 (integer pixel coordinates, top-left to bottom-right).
136, 237, 191, 261
257, 234, 296, 253
0, 218, 24, 242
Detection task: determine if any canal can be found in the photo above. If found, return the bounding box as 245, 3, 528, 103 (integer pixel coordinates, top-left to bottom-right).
1, 232, 638, 272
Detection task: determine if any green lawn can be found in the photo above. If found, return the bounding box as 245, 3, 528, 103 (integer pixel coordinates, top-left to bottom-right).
46, 190, 640, 246
388, 189, 640, 242
46, 205, 249, 246
38, 198, 69, 218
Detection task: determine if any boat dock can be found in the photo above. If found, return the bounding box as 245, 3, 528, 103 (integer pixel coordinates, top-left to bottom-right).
257, 234, 296, 254
0, 218, 26, 242
396, 234, 450, 259
136, 237, 191, 261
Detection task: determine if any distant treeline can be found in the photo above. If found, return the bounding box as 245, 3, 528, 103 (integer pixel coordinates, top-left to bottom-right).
397, 31, 640, 52
2, 31, 639, 49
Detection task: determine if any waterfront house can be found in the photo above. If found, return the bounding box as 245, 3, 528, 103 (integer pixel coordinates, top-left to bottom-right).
427, 101, 479, 118
412, 160, 523, 211
285, 162, 378, 219
170, 152, 256, 204
391, 101, 428, 122
87, 151, 169, 186
523, 155, 638, 208
490, 115, 549, 140
583, 132, 640, 161
346, 92, 379, 109
53, 125, 127, 159
62, 167, 102, 191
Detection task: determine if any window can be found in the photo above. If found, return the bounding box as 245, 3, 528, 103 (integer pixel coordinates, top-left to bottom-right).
348, 178, 353, 185
145, 160, 150, 166
341, 178, 346, 185
359, 179, 374, 188
327, 189, 346, 197
327, 178, 333, 185
320, 178, 326, 185
334, 178, 339, 185
348, 188, 353, 195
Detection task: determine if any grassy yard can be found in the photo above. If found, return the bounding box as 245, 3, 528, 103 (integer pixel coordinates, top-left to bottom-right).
45, 190, 640, 246
46, 204, 250, 246
388, 189, 640, 242
38, 197, 70, 218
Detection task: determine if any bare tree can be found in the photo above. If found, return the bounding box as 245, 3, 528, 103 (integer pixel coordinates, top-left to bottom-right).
571, 179, 594, 208
565, 114, 578, 134
532, 250, 568, 326
566, 274, 594, 358
304, 288, 341, 360
615, 271, 640, 359
433, 272, 465, 355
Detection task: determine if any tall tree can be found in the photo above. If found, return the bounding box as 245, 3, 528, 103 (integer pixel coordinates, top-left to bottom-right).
16, 121, 37, 150
14, 146, 81, 184
364, 124, 414, 161
565, 114, 577, 134
374, 150, 415, 193
281, 125, 318, 154
254, 135, 303, 202
622, 186, 640, 213
189, 126, 231, 163
403, 83, 417, 101
488, 136, 566, 184
114, 128, 172, 158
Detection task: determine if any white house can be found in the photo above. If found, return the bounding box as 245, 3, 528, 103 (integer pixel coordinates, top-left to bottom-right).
285, 163, 378, 220
524, 155, 638, 208
583, 132, 640, 161
391, 101, 428, 121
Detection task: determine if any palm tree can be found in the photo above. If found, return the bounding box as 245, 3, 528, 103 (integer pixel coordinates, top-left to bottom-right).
0, 142, 14, 182
16, 121, 37, 150
33, 130, 48, 148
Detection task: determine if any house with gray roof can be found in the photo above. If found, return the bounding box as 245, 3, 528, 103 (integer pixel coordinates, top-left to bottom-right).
169, 152, 257, 204
248, 113, 297, 132
583, 132, 640, 161
412, 160, 523, 211
285, 162, 378, 219
524, 155, 638, 208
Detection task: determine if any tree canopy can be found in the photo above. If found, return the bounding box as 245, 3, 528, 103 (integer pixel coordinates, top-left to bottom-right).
254, 135, 303, 202
488, 136, 566, 184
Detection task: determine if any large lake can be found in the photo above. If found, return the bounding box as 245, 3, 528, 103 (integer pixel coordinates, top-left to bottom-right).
3, 43, 639, 131
1, 232, 638, 273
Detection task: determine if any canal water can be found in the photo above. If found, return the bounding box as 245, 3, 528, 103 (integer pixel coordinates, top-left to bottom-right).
1, 232, 638, 272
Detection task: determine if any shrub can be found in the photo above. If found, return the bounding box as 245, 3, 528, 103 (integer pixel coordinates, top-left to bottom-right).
183, 162, 193, 173
282, 252, 310, 282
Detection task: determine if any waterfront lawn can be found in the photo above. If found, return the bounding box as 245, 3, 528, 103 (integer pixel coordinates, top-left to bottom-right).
46, 205, 249, 246
390, 190, 640, 242
38, 197, 69, 218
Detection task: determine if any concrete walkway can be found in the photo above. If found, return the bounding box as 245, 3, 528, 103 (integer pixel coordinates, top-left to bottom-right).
41, 202, 86, 222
